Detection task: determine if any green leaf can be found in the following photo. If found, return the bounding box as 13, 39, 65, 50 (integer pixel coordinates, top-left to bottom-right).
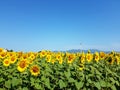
95, 70, 101, 75
0, 77, 4, 83
0, 88, 4, 90
22, 87, 28, 90
88, 79, 92, 84
45, 78, 51, 89
111, 85, 117, 90
115, 81, 119, 86
41, 76, 46, 81
109, 77, 115, 84
68, 78, 75, 83
100, 80, 106, 87
30, 77, 35, 86
106, 82, 112, 88
94, 82, 101, 90
12, 77, 21, 87
75, 81, 84, 90
59, 80, 66, 89
35, 83, 42, 89
5, 80, 11, 89
64, 71, 70, 79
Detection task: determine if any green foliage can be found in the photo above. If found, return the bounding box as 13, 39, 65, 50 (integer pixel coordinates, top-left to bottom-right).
0, 51, 120, 90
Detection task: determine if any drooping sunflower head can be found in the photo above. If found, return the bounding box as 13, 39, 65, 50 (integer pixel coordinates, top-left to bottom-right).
114, 55, 120, 65
107, 56, 114, 64
30, 65, 40, 76
79, 64, 84, 71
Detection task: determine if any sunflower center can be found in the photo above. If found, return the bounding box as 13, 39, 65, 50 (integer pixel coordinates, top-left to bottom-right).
5, 61, 9, 64
32, 67, 39, 73
19, 61, 26, 68
11, 57, 15, 61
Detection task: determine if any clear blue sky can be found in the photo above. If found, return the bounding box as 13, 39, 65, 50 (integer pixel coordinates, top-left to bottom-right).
0, 0, 120, 51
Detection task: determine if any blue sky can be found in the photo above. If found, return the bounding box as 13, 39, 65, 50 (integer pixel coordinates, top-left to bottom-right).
0, 0, 120, 51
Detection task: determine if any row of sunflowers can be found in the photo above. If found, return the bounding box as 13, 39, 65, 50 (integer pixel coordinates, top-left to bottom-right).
0, 48, 120, 90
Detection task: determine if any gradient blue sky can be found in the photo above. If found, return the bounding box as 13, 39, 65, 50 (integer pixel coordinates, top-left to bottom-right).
0, 0, 120, 51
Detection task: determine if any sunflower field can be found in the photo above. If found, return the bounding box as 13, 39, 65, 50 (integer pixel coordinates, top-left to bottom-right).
0, 48, 120, 90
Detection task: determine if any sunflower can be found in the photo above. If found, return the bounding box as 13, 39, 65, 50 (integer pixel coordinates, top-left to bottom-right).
80, 52, 85, 63
40, 50, 47, 58
67, 54, 75, 64
86, 53, 93, 62
79, 64, 84, 71
10, 55, 17, 64
17, 59, 29, 72
56, 54, 62, 60
58, 58, 63, 64
29, 54, 35, 60
94, 52, 99, 62
51, 58, 56, 64
46, 55, 51, 62
0, 48, 4, 53
100, 52, 106, 60
30, 65, 40, 76
114, 55, 120, 65
22, 53, 28, 59
7, 52, 16, 57
17, 52, 23, 59
107, 56, 114, 64
0, 52, 7, 59
3, 58, 10, 67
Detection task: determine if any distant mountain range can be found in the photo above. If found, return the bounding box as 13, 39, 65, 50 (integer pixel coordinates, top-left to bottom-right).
54, 49, 113, 53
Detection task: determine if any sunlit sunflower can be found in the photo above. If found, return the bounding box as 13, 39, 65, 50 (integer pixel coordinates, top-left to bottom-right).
7, 52, 16, 57
3, 58, 10, 67
22, 53, 28, 59
94, 52, 99, 62
99, 52, 106, 60
29, 54, 35, 60
80, 52, 85, 63
0, 48, 4, 53
46, 55, 51, 62
0, 52, 7, 59
17, 59, 29, 72
67, 54, 75, 64
17, 52, 23, 59
86, 53, 93, 62
58, 58, 63, 64
56, 54, 62, 60
114, 55, 120, 65
51, 58, 56, 64
40, 50, 47, 58
30, 65, 40, 76
10, 55, 17, 64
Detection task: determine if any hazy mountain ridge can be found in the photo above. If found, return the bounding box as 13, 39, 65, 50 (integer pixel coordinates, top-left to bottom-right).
54, 49, 115, 53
